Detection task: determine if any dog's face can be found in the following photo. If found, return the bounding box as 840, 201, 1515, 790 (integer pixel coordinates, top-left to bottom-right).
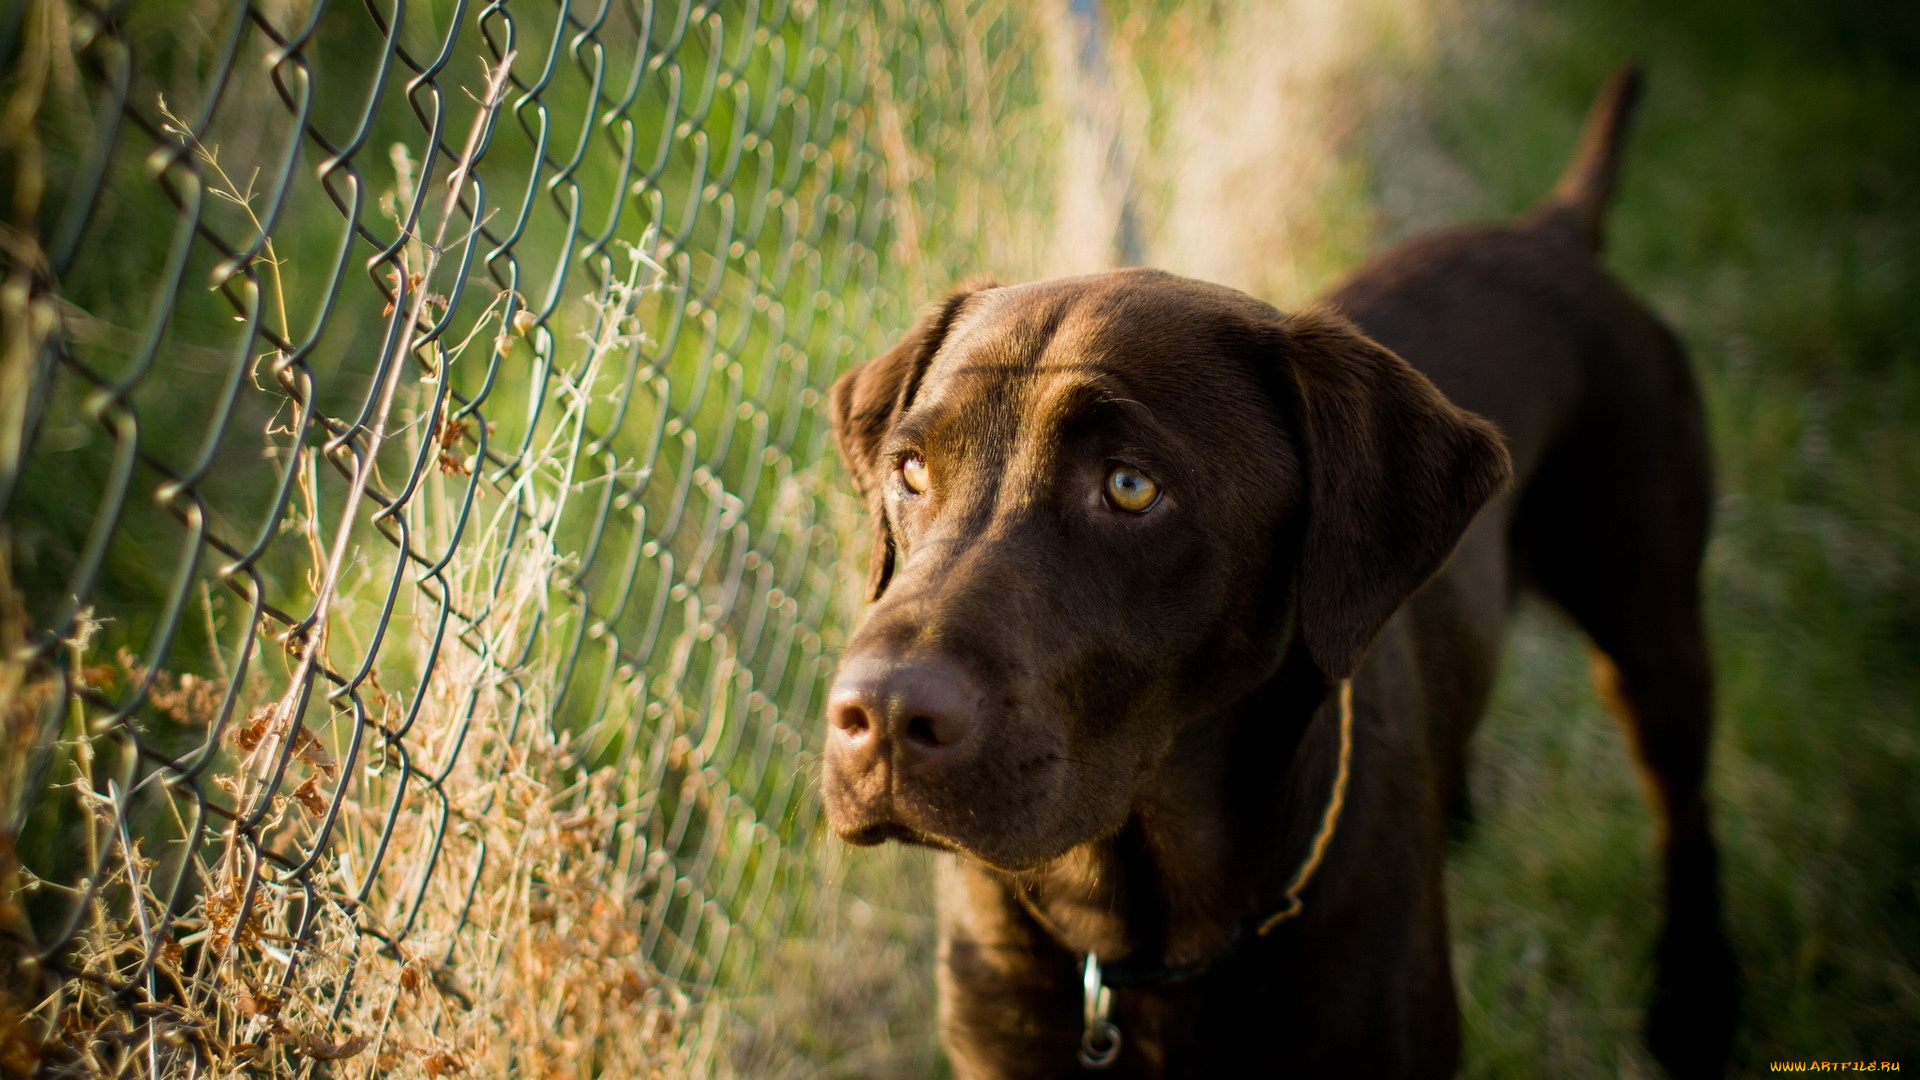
823, 269, 1508, 870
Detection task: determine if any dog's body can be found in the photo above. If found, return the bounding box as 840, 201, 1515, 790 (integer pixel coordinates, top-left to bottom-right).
822, 70, 1736, 1078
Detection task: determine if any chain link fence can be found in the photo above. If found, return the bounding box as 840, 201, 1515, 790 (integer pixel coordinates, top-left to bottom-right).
0, 0, 1055, 1073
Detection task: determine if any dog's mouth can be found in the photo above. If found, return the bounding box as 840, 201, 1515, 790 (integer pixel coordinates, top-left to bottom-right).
821, 704, 1095, 869
839, 820, 926, 847
830, 803, 1090, 872
837, 818, 993, 862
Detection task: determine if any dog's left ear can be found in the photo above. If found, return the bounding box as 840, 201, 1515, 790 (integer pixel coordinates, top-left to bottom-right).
1275, 305, 1513, 680
829, 284, 989, 600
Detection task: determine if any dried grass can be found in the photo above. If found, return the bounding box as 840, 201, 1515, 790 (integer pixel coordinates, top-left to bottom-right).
11, 229, 720, 1076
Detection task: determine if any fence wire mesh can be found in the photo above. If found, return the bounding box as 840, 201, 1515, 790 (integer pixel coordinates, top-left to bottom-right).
0, 0, 1054, 1073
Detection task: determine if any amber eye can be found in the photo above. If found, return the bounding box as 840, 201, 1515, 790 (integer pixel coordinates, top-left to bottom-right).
900, 454, 929, 494
1104, 465, 1159, 513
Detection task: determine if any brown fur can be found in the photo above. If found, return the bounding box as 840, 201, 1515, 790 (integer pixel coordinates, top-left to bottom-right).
822, 67, 1736, 1079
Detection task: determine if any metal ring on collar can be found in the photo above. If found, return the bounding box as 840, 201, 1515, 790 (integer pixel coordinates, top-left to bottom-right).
1079, 954, 1122, 1069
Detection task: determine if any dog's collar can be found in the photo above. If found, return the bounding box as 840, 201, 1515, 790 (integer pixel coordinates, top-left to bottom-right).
1077, 679, 1356, 1069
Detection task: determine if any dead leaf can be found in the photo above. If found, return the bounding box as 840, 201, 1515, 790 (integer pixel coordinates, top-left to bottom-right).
297, 1032, 370, 1061
289, 725, 336, 777
290, 777, 328, 817
232, 707, 274, 751
235, 986, 282, 1019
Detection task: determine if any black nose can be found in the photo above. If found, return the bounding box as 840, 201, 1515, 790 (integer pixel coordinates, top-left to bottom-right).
827, 652, 981, 774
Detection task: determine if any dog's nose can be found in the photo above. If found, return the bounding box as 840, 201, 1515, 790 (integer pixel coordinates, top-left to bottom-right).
828, 653, 980, 770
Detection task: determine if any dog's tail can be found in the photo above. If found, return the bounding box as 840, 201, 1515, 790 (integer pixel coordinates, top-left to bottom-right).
1523, 64, 1644, 252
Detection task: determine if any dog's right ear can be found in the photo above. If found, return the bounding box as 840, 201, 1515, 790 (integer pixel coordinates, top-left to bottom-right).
1273, 305, 1513, 681
829, 284, 987, 601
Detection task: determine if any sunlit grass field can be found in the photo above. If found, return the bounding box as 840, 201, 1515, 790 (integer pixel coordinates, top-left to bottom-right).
798, 0, 1920, 1076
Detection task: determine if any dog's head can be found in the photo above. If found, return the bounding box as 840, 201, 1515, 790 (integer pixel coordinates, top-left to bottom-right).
822, 269, 1509, 869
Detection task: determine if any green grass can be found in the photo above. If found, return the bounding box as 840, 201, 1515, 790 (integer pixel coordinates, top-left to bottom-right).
1397, 0, 1920, 1072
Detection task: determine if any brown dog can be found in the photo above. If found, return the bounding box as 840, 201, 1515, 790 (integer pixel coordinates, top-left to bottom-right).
822, 68, 1736, 1079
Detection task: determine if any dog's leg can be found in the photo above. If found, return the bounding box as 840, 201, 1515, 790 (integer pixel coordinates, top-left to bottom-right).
1516, 386, 1738, 1078
1585, 621, 1738, 1079
935, 856, 1090, 1078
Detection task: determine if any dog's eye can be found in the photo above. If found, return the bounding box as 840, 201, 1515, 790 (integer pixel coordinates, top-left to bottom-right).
1104, 465, 1159, 513
900, 454, 930, 494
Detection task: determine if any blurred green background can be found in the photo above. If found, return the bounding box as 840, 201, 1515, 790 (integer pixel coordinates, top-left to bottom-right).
1413, 0, 1920, 1073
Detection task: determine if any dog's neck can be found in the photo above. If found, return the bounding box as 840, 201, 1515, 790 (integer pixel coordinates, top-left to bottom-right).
1010, 649, 1335, 973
